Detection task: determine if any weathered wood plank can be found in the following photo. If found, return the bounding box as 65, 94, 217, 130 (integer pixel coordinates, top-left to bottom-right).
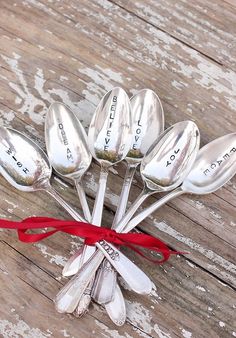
0, 0, 236, 336
113, 0, 236, 71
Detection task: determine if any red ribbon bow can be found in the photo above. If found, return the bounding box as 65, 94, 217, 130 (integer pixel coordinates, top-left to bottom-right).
0, 217, 181, 263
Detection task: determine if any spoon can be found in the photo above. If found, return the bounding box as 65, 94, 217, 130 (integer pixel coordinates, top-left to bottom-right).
63, 87, 133, 275
55, 120, 200, 309
122, 132, 236, 233
0, 126, 85, 222
92, 89, 165, 304
74, 87, 134, 320
45, 102, 92, 220
0, 126, 154, 297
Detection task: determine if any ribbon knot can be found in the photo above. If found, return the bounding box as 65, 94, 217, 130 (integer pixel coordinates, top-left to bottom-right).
103, 228, 120, 243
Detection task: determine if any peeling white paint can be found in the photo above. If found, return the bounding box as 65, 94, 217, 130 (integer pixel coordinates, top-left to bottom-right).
53, 176, 69, 188
186, 261, 195, 268
4, 199, 18, 209
219, 321, 225, 328
95, 319, 132, 338
191, 200, 205, 210
126, 301, 172, 338
0, 54, 95, 129
0, 316, 52, 338
37, 45, 45, 51
196, 285, 206, 292
34, 243, 67, 266
60, 329, 72, 337
78, 65, 124, 107
171, 80, 188, 91
181, 328, 192, 338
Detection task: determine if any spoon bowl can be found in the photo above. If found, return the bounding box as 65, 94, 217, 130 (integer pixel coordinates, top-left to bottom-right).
127, 88, 165, 164
0, 127, 51, 192
141, 121, 200, 191
88, 87, 132, 168
182, 133, 236, 194
45, 102, 92, 180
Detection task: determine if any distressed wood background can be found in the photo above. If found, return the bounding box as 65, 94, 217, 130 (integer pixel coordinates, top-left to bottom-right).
0, 0, 236, 337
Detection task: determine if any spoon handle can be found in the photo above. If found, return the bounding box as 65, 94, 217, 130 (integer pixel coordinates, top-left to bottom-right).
104, 284, 126, 326
74, 168, 109, 315
91, 168, 109, 225
112, 164, 137, 227
74, 178, 91, 221
92, 163, 137, 304
78, 167, 109, 266
115, 186, 151, 232
123, 186, 184, 234
46, 185, 85, 222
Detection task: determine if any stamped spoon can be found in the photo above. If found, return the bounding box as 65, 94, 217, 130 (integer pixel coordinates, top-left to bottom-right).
122, 132, 236, 233
45, 102, 92, 220
0, 126, 153, 298
0, 126, 85, 222
92, 89, 165, 304
63, 87, 133, 275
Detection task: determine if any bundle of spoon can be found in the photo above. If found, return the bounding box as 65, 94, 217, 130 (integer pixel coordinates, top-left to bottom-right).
0, 87, 235, 326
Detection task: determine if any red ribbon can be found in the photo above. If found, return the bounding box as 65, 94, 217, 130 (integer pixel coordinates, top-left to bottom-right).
0, 217, 181, 263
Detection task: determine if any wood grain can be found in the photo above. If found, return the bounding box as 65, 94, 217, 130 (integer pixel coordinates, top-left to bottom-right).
0, 0, 235, 337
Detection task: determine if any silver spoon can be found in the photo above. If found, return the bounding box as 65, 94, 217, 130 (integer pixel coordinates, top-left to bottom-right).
55, 120, 200, 310
0, 126, 84, 222
0, 126, 153, 297
74, 87, 132, 319
63, 87, 133, 275
92, 89, 165, 305
122, 132, 236, 233
45, 102, 92, 220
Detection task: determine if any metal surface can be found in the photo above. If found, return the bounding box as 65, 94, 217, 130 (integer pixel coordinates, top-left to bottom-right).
124, 132, 236, 233
45, 102, 92, 220
92, 89, 165, 304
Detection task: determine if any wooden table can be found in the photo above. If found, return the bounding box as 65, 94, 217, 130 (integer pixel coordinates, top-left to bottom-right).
0, 1, 235, 337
